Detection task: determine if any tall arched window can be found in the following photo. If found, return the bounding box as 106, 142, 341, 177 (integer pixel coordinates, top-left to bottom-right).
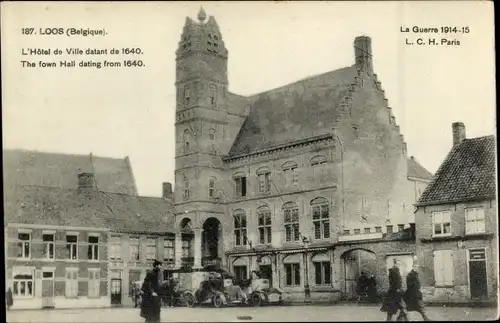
310, 155, 327, 166
310, 155, 327, 179
283, 202, 300, 242
209, 128, 216, 140
257, 205, 272, 244
183, 129, 191, 153
184, 85, 191, 106
311, 197, 330, 239
209, 84, 217, 107
183, 175, 190, 201
233, 210, 247, 246
256, 167, 271, 193
208, 178, 216, 199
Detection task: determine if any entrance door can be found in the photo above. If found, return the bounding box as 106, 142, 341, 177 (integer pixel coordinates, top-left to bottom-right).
41, 271, 55, 308
468, 249, 488, 299
259, 265, 273, 287
111, 279, 122, 305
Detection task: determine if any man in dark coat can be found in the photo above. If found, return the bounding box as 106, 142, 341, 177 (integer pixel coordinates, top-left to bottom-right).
367, 274, 378, 303
356, 272, 369, 301
404, 260, 431, 321
6, 288, 13, 310
381, 258, 408, 321
140, 260, 163, 323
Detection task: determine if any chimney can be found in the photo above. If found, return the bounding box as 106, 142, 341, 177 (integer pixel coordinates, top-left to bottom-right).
163, 182, 173, 199
354, 36, 373, 75
452, 122, 466, 147
78, 173, 95, 190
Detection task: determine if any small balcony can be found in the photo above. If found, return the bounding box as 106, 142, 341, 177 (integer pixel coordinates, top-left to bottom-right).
202, 257, 221, 267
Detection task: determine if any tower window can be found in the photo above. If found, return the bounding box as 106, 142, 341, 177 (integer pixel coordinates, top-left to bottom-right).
209, 128, 215, 140
184, 86, 191, 106
214, 35, 218, 40
352, 126, 359, 138
183, 129, 191, 153
209, 178, 216, 199
183, 176, 190, 201
209, 84, 217, 107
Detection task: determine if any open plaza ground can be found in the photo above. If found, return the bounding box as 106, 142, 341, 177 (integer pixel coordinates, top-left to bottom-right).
6, 304, 499, 322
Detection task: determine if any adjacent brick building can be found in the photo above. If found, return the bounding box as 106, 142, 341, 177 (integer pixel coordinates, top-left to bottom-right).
414, 123, 497, 304
171, 8, 432, 302
3, 150, 176, 309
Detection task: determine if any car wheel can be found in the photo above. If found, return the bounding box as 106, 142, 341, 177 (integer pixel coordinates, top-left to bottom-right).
251, 293, 262, 307
213, 294, 224, 308
185, 293, 195, 308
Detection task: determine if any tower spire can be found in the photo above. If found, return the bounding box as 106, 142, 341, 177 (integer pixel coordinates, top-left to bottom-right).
198, 7, 207, 23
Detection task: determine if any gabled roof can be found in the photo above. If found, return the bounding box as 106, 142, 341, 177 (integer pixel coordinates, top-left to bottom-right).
407, 156, 433, 180
416, 135, 496, 206
3, 149, 138, 195
228, 66, 358, 156
4, 185, 175, 233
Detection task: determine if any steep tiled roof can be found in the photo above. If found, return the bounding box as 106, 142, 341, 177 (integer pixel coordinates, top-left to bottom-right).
4, 185, 175, 233
228, 66, 357, 156
3, 149, 138, 195
416, 136, 496, 206
407, 157, 433, 180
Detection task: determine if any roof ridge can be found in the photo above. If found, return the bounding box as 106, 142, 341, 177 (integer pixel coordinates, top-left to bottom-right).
245, 65, 355, 99
3, 148, 127, 161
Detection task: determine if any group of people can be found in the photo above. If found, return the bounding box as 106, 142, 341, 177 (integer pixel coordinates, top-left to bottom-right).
381, 258, 431, 321
356, 271, 378, 303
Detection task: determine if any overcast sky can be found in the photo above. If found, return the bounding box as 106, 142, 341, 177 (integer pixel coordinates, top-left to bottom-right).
2, 1, 495, 197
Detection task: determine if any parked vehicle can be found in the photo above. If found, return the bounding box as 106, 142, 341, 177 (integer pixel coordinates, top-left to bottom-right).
241, 276, 283, 307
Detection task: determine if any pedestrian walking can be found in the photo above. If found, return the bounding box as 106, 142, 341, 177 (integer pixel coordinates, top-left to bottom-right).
380, 258, 408, 321
140, 260, 163, 323
6, 288, 13, 310
404, 260, 431, 321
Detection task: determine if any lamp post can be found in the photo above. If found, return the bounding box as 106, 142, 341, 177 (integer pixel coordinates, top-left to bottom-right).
301, 235, 311, 303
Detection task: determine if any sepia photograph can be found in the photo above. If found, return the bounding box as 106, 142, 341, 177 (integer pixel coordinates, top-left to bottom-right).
1, 1, 497, 322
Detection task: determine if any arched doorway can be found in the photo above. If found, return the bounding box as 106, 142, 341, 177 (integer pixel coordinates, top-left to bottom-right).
341, 248, 376, 300
202, 217, 222, 266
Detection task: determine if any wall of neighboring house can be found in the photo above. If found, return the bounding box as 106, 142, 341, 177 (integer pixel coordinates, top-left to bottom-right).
5, 225, 110, 309
415, 199, 497, 303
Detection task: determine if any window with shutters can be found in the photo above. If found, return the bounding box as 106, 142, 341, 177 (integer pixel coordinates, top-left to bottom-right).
88, 236, 99, 261
109, 236, 122, 260
432, 211, 451, 236
65, 269, 79, 298
88, 270, 100, 298
285, 263, 301, 287
257, 205, 272, 244
283, 202, 300, 242
433, 250, 454, 286
66, 235, 78, 260
311, 198, 330, 240
42, 233, 55, 260
314, 262, 331, 286
17, 232, 31, 259
146, 238, 156, 261
233, 210, 248, 246
465, 207, 486, 234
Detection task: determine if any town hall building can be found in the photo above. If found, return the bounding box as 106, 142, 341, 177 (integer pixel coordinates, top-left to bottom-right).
171, 8, 432, 302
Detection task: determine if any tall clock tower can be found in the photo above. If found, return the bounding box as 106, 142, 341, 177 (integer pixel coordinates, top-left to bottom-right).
174, 8, 231, 268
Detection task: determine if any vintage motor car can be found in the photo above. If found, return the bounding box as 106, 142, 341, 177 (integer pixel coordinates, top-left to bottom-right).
183, 270, 248, 308
240, 274, 283, 306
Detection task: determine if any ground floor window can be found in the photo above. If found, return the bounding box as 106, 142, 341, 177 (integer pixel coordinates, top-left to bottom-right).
13, 273, 33, 298
233, 265, 247, 283
285, 263, 301, 287
314, 261, 331, 285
